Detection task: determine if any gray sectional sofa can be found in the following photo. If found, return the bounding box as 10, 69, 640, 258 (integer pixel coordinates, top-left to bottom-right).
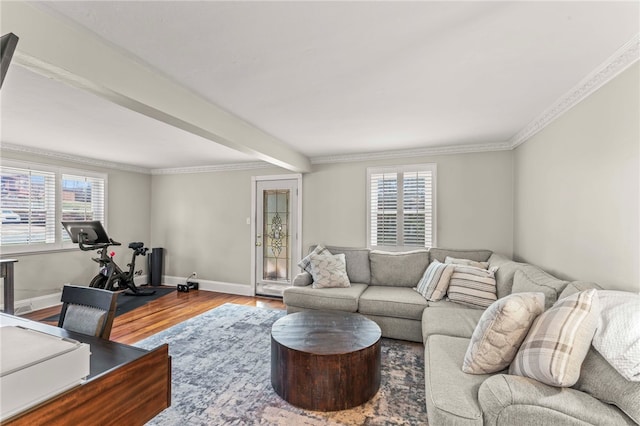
282, 246, 639, 425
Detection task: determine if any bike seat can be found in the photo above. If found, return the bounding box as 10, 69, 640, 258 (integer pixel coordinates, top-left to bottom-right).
128, 242, 145, 250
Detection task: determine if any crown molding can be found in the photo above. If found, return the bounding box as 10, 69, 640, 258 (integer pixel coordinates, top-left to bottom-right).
510, 34, 640, 149
151, 161, 272, 175
310, 141, 512, 165
0, 142, 151, 174
4, 35, 637, 173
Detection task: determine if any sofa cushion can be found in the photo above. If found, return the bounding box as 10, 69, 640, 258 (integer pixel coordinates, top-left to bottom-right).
361, 314, 423, 343
415, 260, 455, 301
425, 335, 490, 425
488, 253, 528, 299
512, 266, 569, 309
359, 286, 428, 321
429, 248, 492, 264
445, 256, 489, 269
422, 307, 484, 343
322, 246, 372, 284
574, 348, 640, 423
369, 249, 430, 287
591, 291, 640, 381
510, 289, 600, 387
427, 299, 484, 310
447, 265, 498, 309
462, 292, 545, 374
558, 281, 602, 300
292, 271, 313, 287
282, 283, 368, 312
480, 373, 635, 426
309, 253, 350, 289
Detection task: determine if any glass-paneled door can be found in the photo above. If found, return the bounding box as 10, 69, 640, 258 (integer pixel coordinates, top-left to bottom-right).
254, 178, 300, 297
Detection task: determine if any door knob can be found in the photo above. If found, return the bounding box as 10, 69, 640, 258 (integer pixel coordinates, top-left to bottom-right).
256, 242, 262, 246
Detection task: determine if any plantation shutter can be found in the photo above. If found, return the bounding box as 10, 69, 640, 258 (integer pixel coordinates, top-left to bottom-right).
369, 172, 398, 246
61, 174, 106, 242
402, 169, 432, 247
368, 164, 436, 249
0, 166, 56, 245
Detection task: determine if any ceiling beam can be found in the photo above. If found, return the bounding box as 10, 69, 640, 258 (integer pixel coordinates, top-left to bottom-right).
1, 1, 312, 173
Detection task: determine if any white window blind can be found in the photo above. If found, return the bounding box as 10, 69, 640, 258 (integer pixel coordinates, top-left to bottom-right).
61, 174, 106, 242
0, 166, 56, 246
367, 164, 436, 249
1, 160, 108, 253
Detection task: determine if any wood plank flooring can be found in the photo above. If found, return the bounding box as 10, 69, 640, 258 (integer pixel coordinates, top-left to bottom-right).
22, 287, 285, 345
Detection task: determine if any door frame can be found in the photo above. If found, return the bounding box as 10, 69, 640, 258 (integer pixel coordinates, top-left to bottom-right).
250, 174, 303, 297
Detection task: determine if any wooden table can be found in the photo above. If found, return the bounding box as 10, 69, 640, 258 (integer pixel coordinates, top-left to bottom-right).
0, 313, 171, 425
271, 311, 381, 411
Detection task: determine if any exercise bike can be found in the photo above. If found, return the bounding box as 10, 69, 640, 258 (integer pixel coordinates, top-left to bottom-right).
62, 220, 155, 296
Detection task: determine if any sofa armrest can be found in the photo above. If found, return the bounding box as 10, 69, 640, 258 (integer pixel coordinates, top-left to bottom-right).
421, 307, 483, 344
479, 374, 634, 426
292, 272, 313, 287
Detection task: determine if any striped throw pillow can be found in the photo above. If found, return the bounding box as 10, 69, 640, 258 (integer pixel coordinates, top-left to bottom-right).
509, 289, 600, 387
447, 265, 498, 308
415, 260, 455, 301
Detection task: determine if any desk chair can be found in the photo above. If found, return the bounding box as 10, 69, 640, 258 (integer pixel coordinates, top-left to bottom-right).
58, 285, 118, 340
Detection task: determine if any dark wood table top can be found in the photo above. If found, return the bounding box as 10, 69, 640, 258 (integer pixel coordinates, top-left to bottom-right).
0, 313, 152, 380
271, 311, 381, 355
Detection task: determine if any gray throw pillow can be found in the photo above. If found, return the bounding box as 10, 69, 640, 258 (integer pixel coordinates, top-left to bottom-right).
298, 245, 331, 274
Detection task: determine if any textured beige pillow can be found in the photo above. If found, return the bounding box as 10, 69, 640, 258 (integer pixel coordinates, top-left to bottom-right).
309, 253, 351, 289
462, 292, 545, 374
509, 289, 600, 387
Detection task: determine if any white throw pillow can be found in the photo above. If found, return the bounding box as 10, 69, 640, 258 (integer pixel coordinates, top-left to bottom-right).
309, 252, 351, 289
510, 289, 600, 387
415, 260, 455, 301
462, 292, 545, 374
592, 290, 640, 381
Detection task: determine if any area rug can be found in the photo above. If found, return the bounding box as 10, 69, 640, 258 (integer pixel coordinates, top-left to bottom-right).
135, 303, 427, 425
43, 287, 175, 322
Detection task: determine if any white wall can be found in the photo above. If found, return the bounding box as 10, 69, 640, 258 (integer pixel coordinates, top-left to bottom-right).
513, 62, 639, 292
150, 150, 514, 290
303, 152, 514, 254
150, 167, 283, 287
0, 151, 152, 302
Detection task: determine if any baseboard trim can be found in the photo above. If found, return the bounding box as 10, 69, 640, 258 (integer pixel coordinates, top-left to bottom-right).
162, 276, 254, 297
9, 292, 63, 315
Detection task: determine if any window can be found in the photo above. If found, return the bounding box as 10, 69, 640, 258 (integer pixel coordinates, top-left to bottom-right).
0, 160, 107, 253
61, 174, 106, 242
367, 164, 436, 249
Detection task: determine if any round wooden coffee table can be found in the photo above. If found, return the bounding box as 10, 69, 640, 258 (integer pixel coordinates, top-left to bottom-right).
271, 310, 382, 411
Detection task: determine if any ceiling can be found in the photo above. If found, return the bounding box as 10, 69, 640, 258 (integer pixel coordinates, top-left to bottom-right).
1, 1, 638, 173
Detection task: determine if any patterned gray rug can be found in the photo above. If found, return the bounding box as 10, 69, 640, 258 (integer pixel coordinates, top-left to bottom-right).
135, 303, 427, 425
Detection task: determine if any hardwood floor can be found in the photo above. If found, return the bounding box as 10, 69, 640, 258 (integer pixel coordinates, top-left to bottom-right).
22, 287, 286, 345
